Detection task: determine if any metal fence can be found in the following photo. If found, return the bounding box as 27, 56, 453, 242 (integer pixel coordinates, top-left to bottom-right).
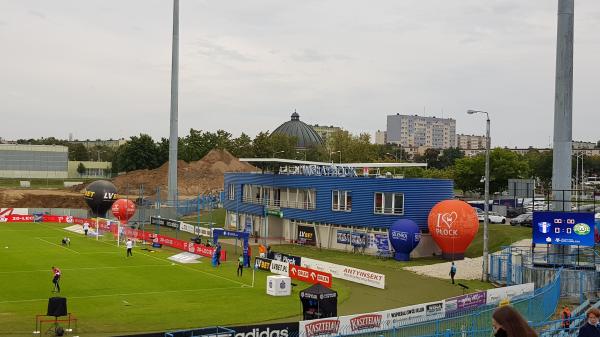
489, 245, 600, 302
331, 272, 561, 337
28, 208, 89, 218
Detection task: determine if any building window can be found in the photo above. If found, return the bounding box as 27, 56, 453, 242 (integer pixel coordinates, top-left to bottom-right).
332, 190, 352, 212
374, 192, 404, 215
228, 184, 235, 200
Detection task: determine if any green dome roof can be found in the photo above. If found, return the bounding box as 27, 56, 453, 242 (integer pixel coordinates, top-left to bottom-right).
272, 111, 324, 148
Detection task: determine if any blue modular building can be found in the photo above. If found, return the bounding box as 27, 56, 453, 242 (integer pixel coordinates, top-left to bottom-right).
223, 166, 454, 257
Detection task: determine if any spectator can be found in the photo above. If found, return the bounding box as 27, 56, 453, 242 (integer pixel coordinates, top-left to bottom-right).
492, 305, 538, 337
449, 262, 456, 284
578, 308, 600, 337
562, 305, 572, 330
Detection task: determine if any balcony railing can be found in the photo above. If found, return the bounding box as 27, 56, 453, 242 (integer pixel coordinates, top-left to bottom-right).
242, 196, 315, 210
374, 206, 403, 215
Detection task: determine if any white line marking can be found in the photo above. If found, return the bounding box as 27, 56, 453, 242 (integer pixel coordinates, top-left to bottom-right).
0, 264, 176, 274
35, 237, 81, 254
0, 285, 245, 304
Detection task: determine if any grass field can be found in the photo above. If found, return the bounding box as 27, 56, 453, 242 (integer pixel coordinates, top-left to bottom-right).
0, 222, 527, 336
0, 222, 325, 336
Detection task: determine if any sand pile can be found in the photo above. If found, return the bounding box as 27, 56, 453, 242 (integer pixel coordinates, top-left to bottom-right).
0, 189, 87, 208
111, 149, 258, 197
0, 149, 257, 208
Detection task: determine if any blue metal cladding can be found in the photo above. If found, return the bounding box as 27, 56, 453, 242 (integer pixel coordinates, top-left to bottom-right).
223, 173, 454, 230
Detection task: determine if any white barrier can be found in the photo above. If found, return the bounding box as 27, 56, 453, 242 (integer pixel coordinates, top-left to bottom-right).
301, 257, 385, 289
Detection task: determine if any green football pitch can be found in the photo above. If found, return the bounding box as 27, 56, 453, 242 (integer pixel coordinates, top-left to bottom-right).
0, 222, 520, 336
0, 222, 329, 336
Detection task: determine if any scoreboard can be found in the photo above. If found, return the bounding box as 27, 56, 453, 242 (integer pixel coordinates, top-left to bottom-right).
532, 211, 595, 246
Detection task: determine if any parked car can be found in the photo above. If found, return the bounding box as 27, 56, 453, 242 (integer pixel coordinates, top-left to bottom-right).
510, 213, 533, 227
477, 211, 506, 224
507, 207, 527, 218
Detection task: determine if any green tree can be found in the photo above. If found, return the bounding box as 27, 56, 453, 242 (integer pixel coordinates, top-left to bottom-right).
438, 147, 465, 168
68, 143, 90, 161
76, 162, 86, 176
584, 155, 600, 177
327, 131, 377, 163
523, 150, 553, 191
112, 134, 159, 172
453, 148, 529, 194
230, 133, 253, 158
88, 145, 115, 162
414, 149, 441, 168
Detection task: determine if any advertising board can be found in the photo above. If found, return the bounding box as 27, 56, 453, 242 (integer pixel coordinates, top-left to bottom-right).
298, 300, 444, 337
301, 257, 385, 289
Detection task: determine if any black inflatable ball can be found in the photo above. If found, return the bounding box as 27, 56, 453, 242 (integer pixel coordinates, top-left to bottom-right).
83, 180, 119, 217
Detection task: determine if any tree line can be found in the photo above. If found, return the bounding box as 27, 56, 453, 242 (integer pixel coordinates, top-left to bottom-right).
16, 132, 600, 194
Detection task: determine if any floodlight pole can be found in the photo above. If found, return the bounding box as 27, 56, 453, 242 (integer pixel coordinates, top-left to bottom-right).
167, 0, 179, 203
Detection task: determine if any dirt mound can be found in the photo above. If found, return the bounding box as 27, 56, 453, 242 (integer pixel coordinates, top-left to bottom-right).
0, 189, 87, 208
111, 149, 257, 197
0, 149, 256, 208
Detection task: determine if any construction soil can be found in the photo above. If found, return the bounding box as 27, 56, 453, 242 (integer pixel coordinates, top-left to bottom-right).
0, 149, 258, 209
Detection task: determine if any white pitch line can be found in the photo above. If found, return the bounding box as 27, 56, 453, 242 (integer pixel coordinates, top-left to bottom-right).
35, 237, 81, 254
0, 285, 245, 304
0, 264, 177, 275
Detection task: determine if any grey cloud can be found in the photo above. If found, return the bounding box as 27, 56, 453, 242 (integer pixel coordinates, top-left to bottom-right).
291, 49, 352, 63
28, 10, 46, 19
194, 39, 254, 62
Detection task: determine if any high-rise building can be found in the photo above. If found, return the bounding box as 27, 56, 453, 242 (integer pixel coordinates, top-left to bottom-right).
386, 114, 456, 149
573, 141, 597, 150
374, 130, 387, 145
70, 138, 127, 149
456, 134, 487, 150
311, 124, 343, 142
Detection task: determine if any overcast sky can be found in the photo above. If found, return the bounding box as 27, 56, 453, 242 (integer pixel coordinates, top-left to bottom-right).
1, 0, 598, 147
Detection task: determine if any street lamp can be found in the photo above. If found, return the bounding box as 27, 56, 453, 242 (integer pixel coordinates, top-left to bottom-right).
296, 150, 307, 161
467, 109, 491, 282
573, 153, 584, 205
330, 150, 341, 164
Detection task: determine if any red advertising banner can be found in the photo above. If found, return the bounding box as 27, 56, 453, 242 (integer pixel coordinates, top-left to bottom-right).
0, 215, 226, 260
0, 214, 34, 222
42, 215, 76, 223
289, 264, 332, 288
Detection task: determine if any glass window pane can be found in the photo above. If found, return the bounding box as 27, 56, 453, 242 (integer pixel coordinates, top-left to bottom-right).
375, 193, 383, 213
384, 192, 393, 212
333, 191, 339, 210
394, 194, 404, 213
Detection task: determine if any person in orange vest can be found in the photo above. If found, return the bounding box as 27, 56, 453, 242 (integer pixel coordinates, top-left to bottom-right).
561, 305, 571, 330
258, 244, 267, 258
